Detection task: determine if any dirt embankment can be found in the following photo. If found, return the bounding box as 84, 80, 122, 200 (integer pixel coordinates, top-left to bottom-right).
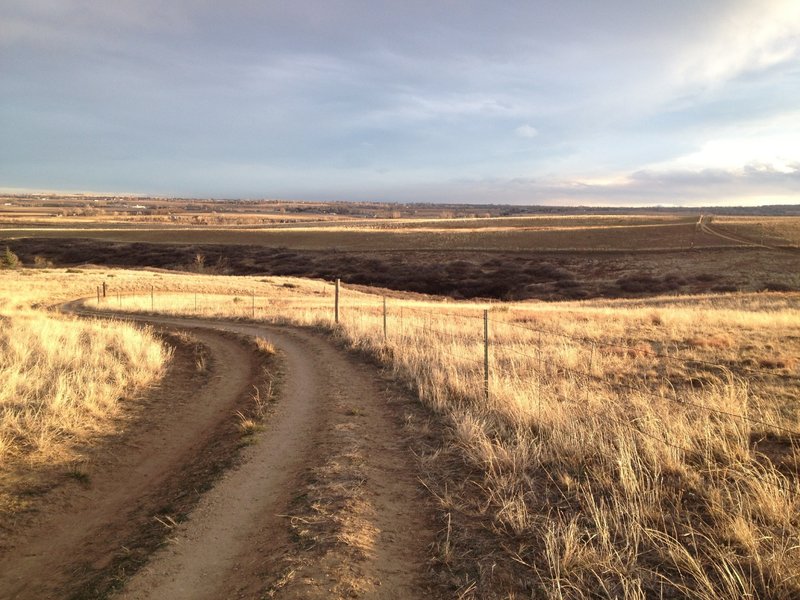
0, 315, 439, 599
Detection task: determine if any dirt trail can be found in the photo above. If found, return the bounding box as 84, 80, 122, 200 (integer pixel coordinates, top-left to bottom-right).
699, 215, 798, 253
0, 328, 260, 599
117, 319, 435, 599
0, 311, 436, 599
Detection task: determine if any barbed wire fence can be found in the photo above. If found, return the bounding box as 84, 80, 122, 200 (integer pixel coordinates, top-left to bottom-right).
328, 283, 800, 494
90, 279, 800, 490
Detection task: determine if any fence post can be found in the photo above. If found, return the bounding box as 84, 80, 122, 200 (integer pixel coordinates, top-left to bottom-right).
484, 309, 490, 402
151, 285, 154, 311
97, 286, 100, 305
102, 281, 107, 298
383, 297, 387, 340
335, 278, 340, 324
538, 331, 543, 372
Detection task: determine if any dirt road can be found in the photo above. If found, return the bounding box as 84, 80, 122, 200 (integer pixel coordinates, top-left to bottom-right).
0, 313, 436, 599
698, 214, 798, 253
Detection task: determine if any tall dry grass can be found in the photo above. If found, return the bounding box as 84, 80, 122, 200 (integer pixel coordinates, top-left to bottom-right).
7, 267, 800, 598
0, 270, 170, 516
0, 311, 169, 465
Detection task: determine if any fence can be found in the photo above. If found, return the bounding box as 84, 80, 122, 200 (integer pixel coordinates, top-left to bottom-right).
88, 280, 800, 478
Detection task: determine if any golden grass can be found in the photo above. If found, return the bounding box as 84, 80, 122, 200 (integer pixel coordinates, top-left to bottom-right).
0, 270, 171, 516
0, 311, 169, 466
4, 266, 800, 597
712, 216, 800, 246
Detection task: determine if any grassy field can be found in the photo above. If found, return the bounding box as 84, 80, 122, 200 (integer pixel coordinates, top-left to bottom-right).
3, 199, 800, 598
7, 235, 799, 303
711, 216, 800, 246
0, 312, 169, 464
0, 215, 733, 251
3, 265, 796, 598
0, 273, 170, 519
4, 210, 798, 306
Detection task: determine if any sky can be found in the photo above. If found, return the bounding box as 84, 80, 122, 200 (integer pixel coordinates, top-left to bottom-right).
1, 1, 799, 206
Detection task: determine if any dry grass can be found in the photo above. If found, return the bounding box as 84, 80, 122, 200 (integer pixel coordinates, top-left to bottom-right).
0, 271, 171, 517
0, 311, 169, 466
0, 214, 730, 251
333, 294, 800, 599
5, 266, 800, 597
712, 216, 800, 247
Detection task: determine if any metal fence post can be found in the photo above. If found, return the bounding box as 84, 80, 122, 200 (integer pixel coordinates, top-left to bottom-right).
484, 309, 490, 402
335, 278, 340, 324
538, 332, 543, 372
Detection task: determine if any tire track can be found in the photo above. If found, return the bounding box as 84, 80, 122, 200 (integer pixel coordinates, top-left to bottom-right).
113, 318, 437, 599
5, 306, 437, 599
0, 328, 262, 599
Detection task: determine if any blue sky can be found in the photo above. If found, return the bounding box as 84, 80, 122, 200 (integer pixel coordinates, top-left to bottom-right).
1, 1, 798, 205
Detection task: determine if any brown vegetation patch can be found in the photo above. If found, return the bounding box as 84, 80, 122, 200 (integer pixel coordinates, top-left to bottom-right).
684, 334, 735, 349
757, 356, 798, 370
7, 237, 800, 301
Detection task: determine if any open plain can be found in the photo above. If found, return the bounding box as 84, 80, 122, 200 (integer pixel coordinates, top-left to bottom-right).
1, 199, 799, 599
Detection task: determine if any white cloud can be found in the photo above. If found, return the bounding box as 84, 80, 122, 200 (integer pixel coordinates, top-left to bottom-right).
670, 1, 800, 89
645, 111, 800, 174
514, 124, 538, 138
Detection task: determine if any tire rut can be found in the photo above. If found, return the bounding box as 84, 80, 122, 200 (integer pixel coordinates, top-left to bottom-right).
20, 308, 438, 599
0, 328, 261, 600
116, 319, 436, 599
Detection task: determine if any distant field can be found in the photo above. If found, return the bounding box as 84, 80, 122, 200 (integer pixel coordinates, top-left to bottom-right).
712, 216, 800, 246
3, 210, 799, 301
0, 215, 735, 251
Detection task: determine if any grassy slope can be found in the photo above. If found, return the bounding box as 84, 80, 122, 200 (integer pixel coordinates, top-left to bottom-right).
3, 263, 799, 598
33, 266, 796, 599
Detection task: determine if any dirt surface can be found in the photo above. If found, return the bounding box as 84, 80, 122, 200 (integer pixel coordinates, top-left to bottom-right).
0, 312, 437, 599
0, 327, 263, 599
